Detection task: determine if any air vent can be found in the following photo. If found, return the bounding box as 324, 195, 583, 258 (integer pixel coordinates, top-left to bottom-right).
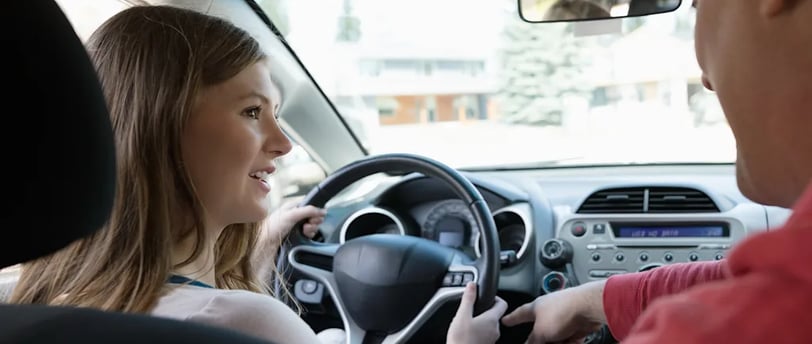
578, 188, 645, 213
577, 187, 719, 214
647, 187, 719, 213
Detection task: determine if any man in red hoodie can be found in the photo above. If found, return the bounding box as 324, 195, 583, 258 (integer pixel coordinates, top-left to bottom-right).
502, 0, 812, 343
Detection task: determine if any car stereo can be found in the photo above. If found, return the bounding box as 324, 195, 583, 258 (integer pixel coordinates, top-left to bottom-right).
539, 217, 748, 294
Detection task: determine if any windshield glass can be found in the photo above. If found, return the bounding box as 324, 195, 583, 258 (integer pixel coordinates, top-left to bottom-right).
260, 0, 734, 169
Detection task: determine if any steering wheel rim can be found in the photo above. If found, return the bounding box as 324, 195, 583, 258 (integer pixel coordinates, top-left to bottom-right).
275, 153, 499, 343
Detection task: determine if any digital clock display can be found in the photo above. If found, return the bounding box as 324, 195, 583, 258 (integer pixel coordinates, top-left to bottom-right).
615, 224, 728, 238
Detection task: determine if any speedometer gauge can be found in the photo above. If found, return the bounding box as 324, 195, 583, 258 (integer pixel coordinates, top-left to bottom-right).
422, 199, 480, 258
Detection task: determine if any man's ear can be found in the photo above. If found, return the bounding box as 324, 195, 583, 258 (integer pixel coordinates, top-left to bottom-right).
761, 0, 799, 17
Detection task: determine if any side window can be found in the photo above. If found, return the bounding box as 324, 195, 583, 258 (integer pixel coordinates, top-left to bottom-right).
268, 143, 327, 211
56, 0, 128, 41
0, 264, 19, 301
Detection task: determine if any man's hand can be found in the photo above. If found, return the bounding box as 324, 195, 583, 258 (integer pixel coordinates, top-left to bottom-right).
501, 281, 606, 344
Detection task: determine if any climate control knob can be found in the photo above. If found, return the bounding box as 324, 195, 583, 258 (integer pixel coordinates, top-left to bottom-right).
542, 271, 569, 294
540, 239, 573, 268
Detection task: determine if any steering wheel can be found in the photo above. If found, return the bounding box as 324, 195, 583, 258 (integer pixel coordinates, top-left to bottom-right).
275, 153, 499, 344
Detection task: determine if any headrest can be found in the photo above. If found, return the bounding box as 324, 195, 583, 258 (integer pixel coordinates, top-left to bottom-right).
0, 1, 116, 268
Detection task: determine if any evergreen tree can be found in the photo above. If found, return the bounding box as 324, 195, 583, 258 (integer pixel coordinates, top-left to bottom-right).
498, 13, 596, 126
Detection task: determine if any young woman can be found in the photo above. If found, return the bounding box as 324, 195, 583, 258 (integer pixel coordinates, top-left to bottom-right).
10, 5, 505, 344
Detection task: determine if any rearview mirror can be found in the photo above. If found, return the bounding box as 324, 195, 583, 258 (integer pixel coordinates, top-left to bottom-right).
519, 0, 682, 23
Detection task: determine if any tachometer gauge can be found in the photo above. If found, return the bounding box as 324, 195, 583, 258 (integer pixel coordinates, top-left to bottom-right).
422, 199, 480, 258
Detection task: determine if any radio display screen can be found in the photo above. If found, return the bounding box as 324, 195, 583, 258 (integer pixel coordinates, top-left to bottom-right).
613, 223, 729, 238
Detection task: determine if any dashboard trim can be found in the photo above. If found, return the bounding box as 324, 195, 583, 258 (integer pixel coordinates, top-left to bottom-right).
339, 206, 406, 244
493, 202, 534, 260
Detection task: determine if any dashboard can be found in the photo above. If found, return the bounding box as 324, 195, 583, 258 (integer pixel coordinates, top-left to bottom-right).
295, 163, 792, 343
339, 198, 532, 262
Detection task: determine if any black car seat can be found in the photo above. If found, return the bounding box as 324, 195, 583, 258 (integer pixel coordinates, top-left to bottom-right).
0, 1, 272, 343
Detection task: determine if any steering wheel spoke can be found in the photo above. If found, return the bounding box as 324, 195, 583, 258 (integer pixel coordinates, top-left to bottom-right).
377, 254, 479, 343
290, 247, 480, 344
288, 245, 366, 344
440, 253, 480, 288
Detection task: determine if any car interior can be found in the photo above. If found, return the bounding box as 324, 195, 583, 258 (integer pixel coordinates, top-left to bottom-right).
0, 0, 793, 343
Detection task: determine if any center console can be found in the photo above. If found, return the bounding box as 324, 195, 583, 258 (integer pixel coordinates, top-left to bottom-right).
539, 208, 757, 294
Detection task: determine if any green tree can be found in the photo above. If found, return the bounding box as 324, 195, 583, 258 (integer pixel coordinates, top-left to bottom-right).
498, 11, 596, 126
336, 0, 361, 43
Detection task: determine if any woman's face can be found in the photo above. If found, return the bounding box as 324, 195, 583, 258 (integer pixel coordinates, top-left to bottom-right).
181, 61, 292, 229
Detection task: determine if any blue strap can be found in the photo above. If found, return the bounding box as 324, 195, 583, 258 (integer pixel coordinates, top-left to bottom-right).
168, 274, 214, 289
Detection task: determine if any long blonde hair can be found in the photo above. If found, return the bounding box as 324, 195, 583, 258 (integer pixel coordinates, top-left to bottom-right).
11, 5, 284, 313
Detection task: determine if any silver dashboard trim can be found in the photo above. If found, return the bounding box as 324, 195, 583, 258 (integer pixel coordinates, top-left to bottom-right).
492, 202, 534, 260
339, 206, 405, 244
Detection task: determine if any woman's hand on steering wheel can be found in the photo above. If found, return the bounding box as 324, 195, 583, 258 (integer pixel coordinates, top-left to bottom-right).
447, 282, 508, 344
256, 203, 325, 283
265, 201, 326, 241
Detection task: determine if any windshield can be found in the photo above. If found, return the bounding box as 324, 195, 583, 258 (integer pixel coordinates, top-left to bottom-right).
260, 0, 734, 169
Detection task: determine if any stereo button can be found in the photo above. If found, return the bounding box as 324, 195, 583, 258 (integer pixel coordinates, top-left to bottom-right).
571, 222, 587, 237
542, 272, 569, 293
